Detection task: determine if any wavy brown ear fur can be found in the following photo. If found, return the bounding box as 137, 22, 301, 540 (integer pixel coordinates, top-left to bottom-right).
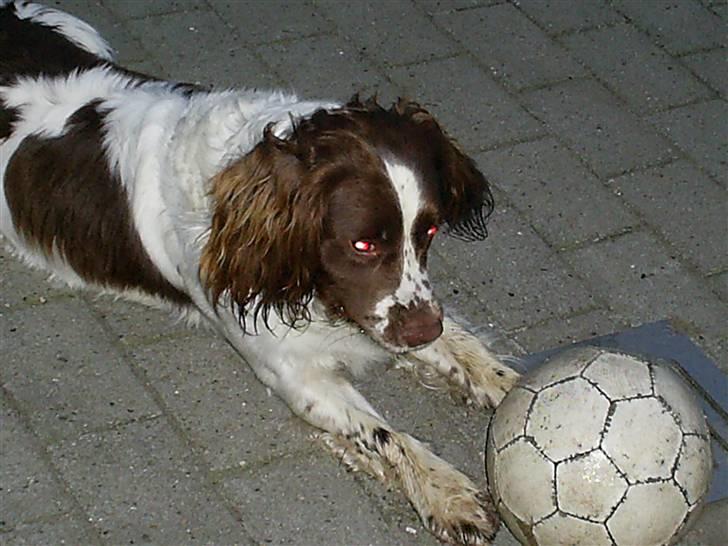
393, 99, 494, 241
200, 127, 326, 329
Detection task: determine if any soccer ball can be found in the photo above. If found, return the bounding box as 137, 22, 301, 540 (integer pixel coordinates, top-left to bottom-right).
485, 346, 712, 546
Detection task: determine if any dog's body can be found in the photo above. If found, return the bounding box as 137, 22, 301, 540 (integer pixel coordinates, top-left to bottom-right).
0, 2, 519, 544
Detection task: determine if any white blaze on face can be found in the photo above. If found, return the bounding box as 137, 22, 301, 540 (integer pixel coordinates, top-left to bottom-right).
374, 159, 435, 334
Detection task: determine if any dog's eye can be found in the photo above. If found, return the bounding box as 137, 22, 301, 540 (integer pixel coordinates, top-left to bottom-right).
426, 225, 438, 238
352, 240, 376, 254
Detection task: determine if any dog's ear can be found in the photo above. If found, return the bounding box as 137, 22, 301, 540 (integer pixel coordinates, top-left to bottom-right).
394, 99, 494, 241
200, 127, 325, 329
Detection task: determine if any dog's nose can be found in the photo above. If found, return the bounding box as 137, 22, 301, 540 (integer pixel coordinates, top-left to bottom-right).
400, 307, 443, 348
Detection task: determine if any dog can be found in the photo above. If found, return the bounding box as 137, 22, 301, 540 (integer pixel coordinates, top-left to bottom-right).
0, 2, 520, 544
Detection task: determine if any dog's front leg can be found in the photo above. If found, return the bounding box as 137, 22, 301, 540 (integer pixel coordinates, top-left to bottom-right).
273, 365, 499, 546
398, 317, 520, 408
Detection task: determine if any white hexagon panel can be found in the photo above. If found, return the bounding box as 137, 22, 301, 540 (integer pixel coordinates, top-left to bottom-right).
675, 434, 713, 505
653, 363, 710, 435
608, 482, 688, 546
490, 386, 534, 451
494, 439, 556, 524
603, 397, 682, 482
521, 346, 601, 390
534, 512, 613, 546
527, 377, 610, 461
556, 450, 628, 521
583, 351, 652, 399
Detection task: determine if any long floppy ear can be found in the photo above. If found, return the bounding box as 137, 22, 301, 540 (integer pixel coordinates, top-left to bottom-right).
199, 128, 325, 329
394, 99, 494, 241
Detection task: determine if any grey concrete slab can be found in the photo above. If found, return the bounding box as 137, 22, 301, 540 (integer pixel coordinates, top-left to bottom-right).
708, 271, 728, 301
515, 0, 622, 35
102, 0, 202, 20
511, 309, 630, 354
682, 48, 728, 98
87, 296, 191, 347
433, 206, 595, 331
612, 0, 726, 55
416, 0, 498, 13
612, 160, 728, 274
257, 34, 400, 103
477, 137, 638, 247
562, 231, 728, 358
563, 23, 713, 113
1, 516, 98, 546
388, 56, 545, 151
0, 299, 161, 444
0, 397, 73, 530
0, 250, 75, 311
648, 99, 728, 186
316, 0, 458, 66
210, 0, 330, 45
130, 334, 311, 471
57, 0, 148, 63
222, 451, 397, 545
50, 419, 250, 545
521, 79, 676, 176
435, 3, 585, 90
124, 10, 277, 89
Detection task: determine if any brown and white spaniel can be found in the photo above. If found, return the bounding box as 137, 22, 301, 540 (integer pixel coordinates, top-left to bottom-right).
0, 2, 519, 544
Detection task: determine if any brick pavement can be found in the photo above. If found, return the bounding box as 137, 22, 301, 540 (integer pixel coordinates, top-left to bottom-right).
1, 1, 726, 544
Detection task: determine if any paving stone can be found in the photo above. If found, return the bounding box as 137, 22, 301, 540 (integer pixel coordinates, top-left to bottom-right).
478, 138, 637, 247
515, 0, 622, 35
103, 0, 202, 19
0, 397, 73, 530
429, 251, 523, 356
0, 300, 160, 443
416, 0, 498, 13
521, 79, 676, 176
612, 160, 728, 274
515, 0, 622, 34
50, 419, 250, 545
316, 0, 457, 66
388, 56, 544, 151
130, 334, 311, 471
257, 35, 399, 102
682, 48, 728, 98
563, 23, 712, 113
210, 0, 329, 45
563, 230, 728, 345
435, 3, 585, 90
222, 451, 397, 545
50, 0, 147, 63
511, 309, 629, 353
1, 516, 98, 546
0, 251, 75, 311
88, 297, 190, 347
648, 99, 728, 186
124, 10, 277, 89
708, 271, 728, 301
433, 206, 594, 330
612, 0, 725, 54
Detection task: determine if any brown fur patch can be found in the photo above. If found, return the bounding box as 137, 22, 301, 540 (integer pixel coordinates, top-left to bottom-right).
4, 101, 191, 305
200, 127, 330, 328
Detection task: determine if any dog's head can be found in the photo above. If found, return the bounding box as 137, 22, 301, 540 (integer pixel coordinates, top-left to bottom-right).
200, 97, 493, 352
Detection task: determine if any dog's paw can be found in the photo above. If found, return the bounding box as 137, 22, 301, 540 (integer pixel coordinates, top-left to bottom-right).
457, 352, 520, 408
423, 488, 499, 545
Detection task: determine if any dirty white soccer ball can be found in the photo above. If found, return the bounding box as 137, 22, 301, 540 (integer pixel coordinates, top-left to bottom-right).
485, 346, 713, 546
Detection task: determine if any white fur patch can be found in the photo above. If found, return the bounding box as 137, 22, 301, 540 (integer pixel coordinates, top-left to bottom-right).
9, 1, 115, 60
373, 160, 435, 334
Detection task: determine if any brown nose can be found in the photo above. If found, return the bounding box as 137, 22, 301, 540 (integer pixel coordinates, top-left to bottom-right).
400, 306, 443, 348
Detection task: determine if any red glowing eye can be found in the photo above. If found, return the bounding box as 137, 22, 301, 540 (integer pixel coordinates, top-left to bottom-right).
427, 225, 438, 237
352, 240, 375, 253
